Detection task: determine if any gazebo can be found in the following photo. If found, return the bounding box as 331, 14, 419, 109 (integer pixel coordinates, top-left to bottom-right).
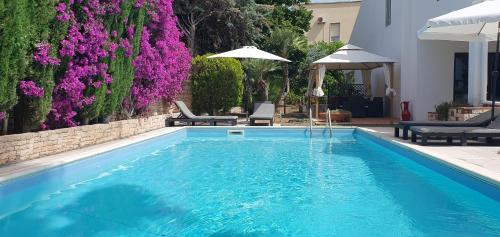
306, 44, 397, 119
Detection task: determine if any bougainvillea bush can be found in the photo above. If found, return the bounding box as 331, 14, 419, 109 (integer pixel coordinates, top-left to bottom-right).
0, 0, 190, 132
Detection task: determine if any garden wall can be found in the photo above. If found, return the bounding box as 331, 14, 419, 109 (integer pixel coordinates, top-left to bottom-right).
0, 114, 170, 166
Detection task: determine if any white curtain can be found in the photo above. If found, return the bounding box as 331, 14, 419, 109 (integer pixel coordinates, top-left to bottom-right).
383, 63, 396, 96
361, 70, 372, 97
312, 64, 326, 97
306, 69, 315, 96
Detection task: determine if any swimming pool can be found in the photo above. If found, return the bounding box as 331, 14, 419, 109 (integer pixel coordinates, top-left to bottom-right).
0, 128, 499, 236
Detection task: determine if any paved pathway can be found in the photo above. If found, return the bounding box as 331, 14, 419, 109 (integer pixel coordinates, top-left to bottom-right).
361, 127, 500, 186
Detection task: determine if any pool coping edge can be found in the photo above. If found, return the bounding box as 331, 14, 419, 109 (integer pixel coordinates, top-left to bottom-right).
0, 127, 185, 184
357, 127, 500, 188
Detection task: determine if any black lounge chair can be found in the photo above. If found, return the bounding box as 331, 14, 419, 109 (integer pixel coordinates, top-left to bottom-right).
166, 101, 237, 126
411, 118, 500, 146
250, 101, 275, 126
395, 109, 498, 140
410, 126, 468, 145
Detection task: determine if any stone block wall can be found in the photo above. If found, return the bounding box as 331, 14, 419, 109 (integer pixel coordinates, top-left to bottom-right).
0, 114, 170, 166
177, 78, 192, 109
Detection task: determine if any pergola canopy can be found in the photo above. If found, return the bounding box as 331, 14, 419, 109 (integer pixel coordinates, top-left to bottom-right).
312, 44, 396, 70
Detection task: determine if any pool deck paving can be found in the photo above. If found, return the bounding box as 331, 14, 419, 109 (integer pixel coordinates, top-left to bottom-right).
360, 127, 500, 186
1, 125, 500, 187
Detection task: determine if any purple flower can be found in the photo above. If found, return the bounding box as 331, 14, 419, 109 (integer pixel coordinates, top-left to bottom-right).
33, 43, 60, 66
55, 3, 70, 22
128, 0, 191, 114
20, 80, 45, 98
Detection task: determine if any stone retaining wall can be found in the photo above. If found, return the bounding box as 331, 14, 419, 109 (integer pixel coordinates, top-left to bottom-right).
0, 114, 170, 166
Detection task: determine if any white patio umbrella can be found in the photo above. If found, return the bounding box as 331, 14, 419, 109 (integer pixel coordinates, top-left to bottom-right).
418, 0, 500, 120
207, 46, 291, 114
207, 46, 291, 62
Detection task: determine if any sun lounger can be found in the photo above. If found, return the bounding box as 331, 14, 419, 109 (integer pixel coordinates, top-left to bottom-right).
410, 126, 468, 145
395, 109, 498, 140
410, 118, 500, 146
250, 101, 275, 126
166, 101, 237, 126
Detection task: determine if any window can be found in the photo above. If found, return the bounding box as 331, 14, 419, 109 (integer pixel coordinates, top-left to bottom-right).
329, 23, 340, 42
486, 53, 500, 100
453, 52, 500, 103
453, 53, 469, 104
386, 0, 391, 26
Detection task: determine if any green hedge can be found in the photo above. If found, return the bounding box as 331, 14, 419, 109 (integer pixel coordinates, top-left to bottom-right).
191, 55, 244, 115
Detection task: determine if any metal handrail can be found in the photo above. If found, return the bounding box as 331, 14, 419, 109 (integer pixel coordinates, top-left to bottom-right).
309, 107, 313, 137
327, 109, 332, 138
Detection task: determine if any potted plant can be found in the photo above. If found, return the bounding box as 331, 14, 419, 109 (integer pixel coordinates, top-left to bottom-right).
435, 101, 452, 121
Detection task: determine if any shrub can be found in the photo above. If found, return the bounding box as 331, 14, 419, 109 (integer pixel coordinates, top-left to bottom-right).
191, 55, 244, 115
435, 101, 452, 121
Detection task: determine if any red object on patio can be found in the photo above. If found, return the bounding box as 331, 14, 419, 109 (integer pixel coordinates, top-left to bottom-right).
401, 101, 411, 121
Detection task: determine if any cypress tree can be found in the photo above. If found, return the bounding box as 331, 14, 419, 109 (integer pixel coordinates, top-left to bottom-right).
13, 0, 67, 132
101, 1, 146, 121
0, 0, 31, 134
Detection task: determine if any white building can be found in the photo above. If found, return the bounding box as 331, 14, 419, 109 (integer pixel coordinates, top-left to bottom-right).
349, 0, 498, 120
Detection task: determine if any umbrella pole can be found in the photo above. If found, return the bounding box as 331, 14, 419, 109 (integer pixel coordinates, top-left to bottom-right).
492, 22, 500, 121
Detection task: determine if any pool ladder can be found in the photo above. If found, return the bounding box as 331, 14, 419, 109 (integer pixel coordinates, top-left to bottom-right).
309, 108, 332, 138
327, 109, 333, 138
309, 107, 313, 137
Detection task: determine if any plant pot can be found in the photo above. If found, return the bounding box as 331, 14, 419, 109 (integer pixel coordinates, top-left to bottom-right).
319, 110, 352, 122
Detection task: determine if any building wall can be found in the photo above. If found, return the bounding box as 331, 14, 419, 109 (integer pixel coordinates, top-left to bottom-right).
350, 0, 475, 120
304, 1, 361, 43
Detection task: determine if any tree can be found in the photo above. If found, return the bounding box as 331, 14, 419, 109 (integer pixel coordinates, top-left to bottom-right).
265, 28, 307, 109
174, 0, 233, 55
191, 55, 244, 115
0, 0, 31, 134
242, 59, 279, 101
255, 0, 312, 34
293, 41, 344, 96
12, 0, 69, 132
101, 1, 147, 121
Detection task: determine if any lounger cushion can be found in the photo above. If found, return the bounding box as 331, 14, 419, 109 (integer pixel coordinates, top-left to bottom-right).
465, 128, 500, 134
196, 116, 237, 120
398, 109, 500, 127
175, 101, 196, 119
410, 126, 469, 134
250, 102, 275, 120
399, 121, 479, 127
175, 101, 237, 121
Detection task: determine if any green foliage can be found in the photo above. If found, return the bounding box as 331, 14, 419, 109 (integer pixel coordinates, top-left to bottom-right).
266, 5, 312, 34
263, 27, 307, 105
191, 55, 244, 115
435, 101, 452, 121
434, 101, 471, 121
255, 0, 312, 34
0, 0, 31, 114
293, 41, 344, 96
175, 0, 268, 55
242, 59, 279, 101
13, 0, 68, 132
101, 1, 146, 119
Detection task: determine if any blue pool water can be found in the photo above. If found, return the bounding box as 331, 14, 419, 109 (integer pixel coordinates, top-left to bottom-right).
1, 128, 499, 236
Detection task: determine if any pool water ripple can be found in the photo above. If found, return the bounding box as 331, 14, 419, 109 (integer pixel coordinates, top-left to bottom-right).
0, 129, 499, 236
